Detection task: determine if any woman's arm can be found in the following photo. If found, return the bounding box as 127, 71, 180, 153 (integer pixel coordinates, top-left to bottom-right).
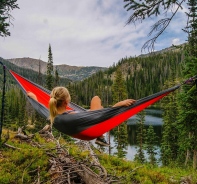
113, 99, 136, 107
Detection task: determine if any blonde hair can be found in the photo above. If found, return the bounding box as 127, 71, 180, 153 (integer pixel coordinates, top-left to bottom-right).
49, 87, 71, 124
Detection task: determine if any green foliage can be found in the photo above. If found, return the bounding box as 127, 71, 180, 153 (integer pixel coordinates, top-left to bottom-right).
0, 0, 19, 37
68, 51, 183, 107
123, 0, 186, 51
177, 1, 197, 169
113, 122, 128, 158
18, 90, 27, 128
34, 112, 49, 132
3, 92, 12, 129
46, 44, 54, 90
161, 76, 179, 166
98, 153, 197, 183
0, 133, 49, 183
112, 67, 128, 158
54, 66, 60, 87
124, 0, 177, 20
3, 87, 27, 131
134, 111, 146, 163
0, 129, 196, 184
145, 125, 158, 165
36, 59, 43, 86
112, 67, 128, 101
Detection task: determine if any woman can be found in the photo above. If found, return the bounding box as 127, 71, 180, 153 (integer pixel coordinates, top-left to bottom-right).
27, 86, 136, 146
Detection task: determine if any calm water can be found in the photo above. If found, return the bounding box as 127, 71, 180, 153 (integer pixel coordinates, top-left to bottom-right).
109, 108, 163, 161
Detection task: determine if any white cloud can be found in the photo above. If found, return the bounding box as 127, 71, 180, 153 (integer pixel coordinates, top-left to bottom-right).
0, 0, 187, 67
172, 38, 181, 45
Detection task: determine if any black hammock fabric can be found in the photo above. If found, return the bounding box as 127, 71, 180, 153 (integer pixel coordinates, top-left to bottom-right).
9, 70, 180, 140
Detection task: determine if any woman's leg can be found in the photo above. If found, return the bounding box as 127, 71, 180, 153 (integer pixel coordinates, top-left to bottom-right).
90, 96, 103, 110
90, 96, 109, 146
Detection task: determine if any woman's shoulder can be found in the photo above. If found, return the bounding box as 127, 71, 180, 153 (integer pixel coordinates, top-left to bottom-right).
63, 110, 77, 114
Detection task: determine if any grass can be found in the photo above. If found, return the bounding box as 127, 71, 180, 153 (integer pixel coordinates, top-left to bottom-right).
0, 129, 196, 184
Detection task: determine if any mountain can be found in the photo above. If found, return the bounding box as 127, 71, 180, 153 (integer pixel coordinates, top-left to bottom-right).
0, 57, 72, 87
138, 43, 186, 57
7, 57, 107, 81
6, 44, 186, 81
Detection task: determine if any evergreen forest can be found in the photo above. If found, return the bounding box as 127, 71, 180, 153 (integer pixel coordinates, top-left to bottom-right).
0, 44, 197, 182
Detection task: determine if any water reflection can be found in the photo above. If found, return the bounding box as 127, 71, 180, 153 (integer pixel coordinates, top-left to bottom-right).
128, 108, 163, 126
110, 108, 163, 160
127, 125, 162, 145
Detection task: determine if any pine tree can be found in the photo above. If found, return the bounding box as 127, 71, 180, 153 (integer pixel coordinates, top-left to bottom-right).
161, 71, 179, 166
37, 58, 43, 85
3, 93, 11, 129
46, 44, 54, 90
112, 68, 128, 101
3, 89, 15, 130
67, 82, 77, 104
54, 66, 60, 87
145, 125, 158, 165
177, 0, 197, 169
134, 110, 146, 163
112, 67, 128, 158
34, 111, 48, 132
18, 91, 27, 128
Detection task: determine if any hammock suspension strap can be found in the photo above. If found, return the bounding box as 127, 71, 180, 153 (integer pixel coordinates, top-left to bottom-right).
0, 61, 6, 140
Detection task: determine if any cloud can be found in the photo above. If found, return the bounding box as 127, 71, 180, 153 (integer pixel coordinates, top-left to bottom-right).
172, 38, 181, 45
0, 0, 188, 67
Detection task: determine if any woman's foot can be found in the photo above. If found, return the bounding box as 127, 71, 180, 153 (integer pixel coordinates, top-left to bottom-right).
95, 137, 110, 147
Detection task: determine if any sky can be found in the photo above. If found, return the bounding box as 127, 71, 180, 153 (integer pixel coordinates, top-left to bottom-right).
0, 0, 188, 67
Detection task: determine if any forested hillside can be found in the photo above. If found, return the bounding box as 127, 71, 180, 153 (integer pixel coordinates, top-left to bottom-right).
68, 51, 183, 107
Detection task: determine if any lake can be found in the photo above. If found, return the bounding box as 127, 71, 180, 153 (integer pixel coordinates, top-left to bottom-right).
107, 108, 163, 161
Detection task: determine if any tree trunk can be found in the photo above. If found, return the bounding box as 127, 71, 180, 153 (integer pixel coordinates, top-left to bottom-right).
193, 149, 197, 169
185, 149, 190, 166
185, 132, 191, 166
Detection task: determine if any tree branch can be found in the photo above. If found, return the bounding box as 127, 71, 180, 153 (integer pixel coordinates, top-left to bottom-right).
141, 0, 185, 52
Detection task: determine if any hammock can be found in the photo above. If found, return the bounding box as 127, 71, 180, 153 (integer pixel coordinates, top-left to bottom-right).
9, 70, 181, 140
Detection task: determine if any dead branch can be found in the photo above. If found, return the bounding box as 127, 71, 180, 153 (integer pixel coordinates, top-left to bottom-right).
46, 138, 118, 184
180, 176, 193, 184
36, 166, 40, 184
38, 124, 54, 142
76, 140, 108, 178
22, 158, 36, 183
15, 127, 34, 140
15, 133, 34, 140
130, 165, 144, 173
1, 130, 20, 150
38, 126, 121, 183
3, 143, 21, 150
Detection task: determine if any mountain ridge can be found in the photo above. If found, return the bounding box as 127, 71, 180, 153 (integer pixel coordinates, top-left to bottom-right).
7, 57, 107, 81
6, 43, 186, 81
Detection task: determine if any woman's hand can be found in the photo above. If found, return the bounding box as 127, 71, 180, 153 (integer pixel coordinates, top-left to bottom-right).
27, 91, 38, 101
121, 99, 136, 106
113, 99, 136, 107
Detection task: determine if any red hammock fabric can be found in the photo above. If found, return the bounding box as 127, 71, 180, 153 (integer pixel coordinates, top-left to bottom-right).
75, 93, 169, 140
10, 70, 73, 111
